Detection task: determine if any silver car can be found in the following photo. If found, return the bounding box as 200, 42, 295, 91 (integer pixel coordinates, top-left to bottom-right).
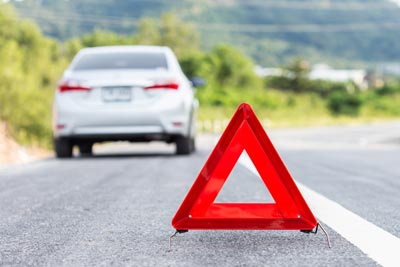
52, 45, 200, 158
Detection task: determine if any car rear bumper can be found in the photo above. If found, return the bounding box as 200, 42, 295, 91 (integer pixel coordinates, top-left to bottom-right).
53, 104, 192, 140
62, 125, 181, 142
57, 131, 184, 143
73, 125, 163, 135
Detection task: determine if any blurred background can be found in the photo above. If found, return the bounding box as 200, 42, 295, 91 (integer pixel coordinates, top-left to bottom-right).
1, 0, 400, 162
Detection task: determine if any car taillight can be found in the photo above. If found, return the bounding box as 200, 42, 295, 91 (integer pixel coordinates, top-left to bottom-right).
144, 82, 179, 90
58, 81, 91, 93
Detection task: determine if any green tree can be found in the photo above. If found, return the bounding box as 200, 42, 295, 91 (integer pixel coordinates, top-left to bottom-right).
0, 4, 18, 40
205, 44, 261, 88
0, 4, 66, 146
80, 29, 132, 47
284, 58, 311, 93
158, 13, 200, 58
0, 41, 24, 122
179, 51, 207, 78
135, 18, 160, 45
327, 90, 362, 116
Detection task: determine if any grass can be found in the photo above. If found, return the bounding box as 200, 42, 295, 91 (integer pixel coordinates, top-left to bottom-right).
197, 89, 400, 131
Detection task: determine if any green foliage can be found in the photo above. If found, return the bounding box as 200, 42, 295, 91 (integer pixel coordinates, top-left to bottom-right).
133, 13, 200, 58
265, 59, 349, 97
265, 61, 365, 117
11, 0, 400, 66
192, 44, 264, 109
265, 58, 314, 93
360, 87, 400, 117
179, 51, 207, 78
63, 29, 134, 60
135, 18, 160, 45
204, 44, 261, 88
375, 81, 400, 96
284, 59, 311, 91
0, 4, 66, 147
157, 13, 200, 58
365, 94, 400, 116
327, 91, 363, 116
80, 29, 133, 48
198, 85, 282, 112
63, 14, 200, 60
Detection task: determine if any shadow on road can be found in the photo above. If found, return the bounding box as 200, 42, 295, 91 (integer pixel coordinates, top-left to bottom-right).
82, 152, 177, 158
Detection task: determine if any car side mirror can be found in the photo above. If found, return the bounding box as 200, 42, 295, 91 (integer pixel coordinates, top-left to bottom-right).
190, 77, 206, 88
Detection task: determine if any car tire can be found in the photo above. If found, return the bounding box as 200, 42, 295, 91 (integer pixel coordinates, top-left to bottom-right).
190, 137, 196, 152
176, 136, 192, 155
79, 143, 93, 156
54, 138, 73, 158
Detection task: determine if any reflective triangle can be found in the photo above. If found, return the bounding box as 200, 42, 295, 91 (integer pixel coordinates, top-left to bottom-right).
172, 103, 317, 230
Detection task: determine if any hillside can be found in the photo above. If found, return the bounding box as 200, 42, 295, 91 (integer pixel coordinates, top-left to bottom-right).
9, 0, 400, 66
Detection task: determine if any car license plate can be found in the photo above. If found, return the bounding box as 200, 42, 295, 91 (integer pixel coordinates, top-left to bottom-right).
102, 87, 131, 102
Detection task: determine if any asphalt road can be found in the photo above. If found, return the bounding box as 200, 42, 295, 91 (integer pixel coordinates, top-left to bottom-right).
1, 122, 400, 266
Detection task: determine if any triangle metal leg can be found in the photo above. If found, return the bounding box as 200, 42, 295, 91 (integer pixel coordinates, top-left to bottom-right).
168, 230, 188, 252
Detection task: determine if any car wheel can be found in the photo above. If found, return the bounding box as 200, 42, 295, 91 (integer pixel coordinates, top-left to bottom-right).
79, 143, 93, 156
54, 138, 73, 158
176, 136, 192, 155
190, 137, 196, 152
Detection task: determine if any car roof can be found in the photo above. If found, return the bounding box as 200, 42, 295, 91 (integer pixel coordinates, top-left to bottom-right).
79, 45, 171, 54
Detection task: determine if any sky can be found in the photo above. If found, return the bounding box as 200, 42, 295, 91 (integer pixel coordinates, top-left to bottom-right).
388, 0, 400, 6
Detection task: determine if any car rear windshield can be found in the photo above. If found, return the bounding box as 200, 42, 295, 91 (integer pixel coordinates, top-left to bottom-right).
72, 52, 168, 70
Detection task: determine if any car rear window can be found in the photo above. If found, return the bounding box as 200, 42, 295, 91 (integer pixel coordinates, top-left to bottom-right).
72, 52, 168, 70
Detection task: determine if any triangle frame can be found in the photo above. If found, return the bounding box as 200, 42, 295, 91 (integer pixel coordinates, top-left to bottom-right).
172, 103, 317, 230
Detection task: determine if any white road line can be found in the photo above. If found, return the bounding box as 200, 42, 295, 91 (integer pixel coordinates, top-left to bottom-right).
239, 154, 400, 267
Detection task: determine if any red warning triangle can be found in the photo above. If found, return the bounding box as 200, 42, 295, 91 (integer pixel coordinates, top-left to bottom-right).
172, 103, 317, 230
